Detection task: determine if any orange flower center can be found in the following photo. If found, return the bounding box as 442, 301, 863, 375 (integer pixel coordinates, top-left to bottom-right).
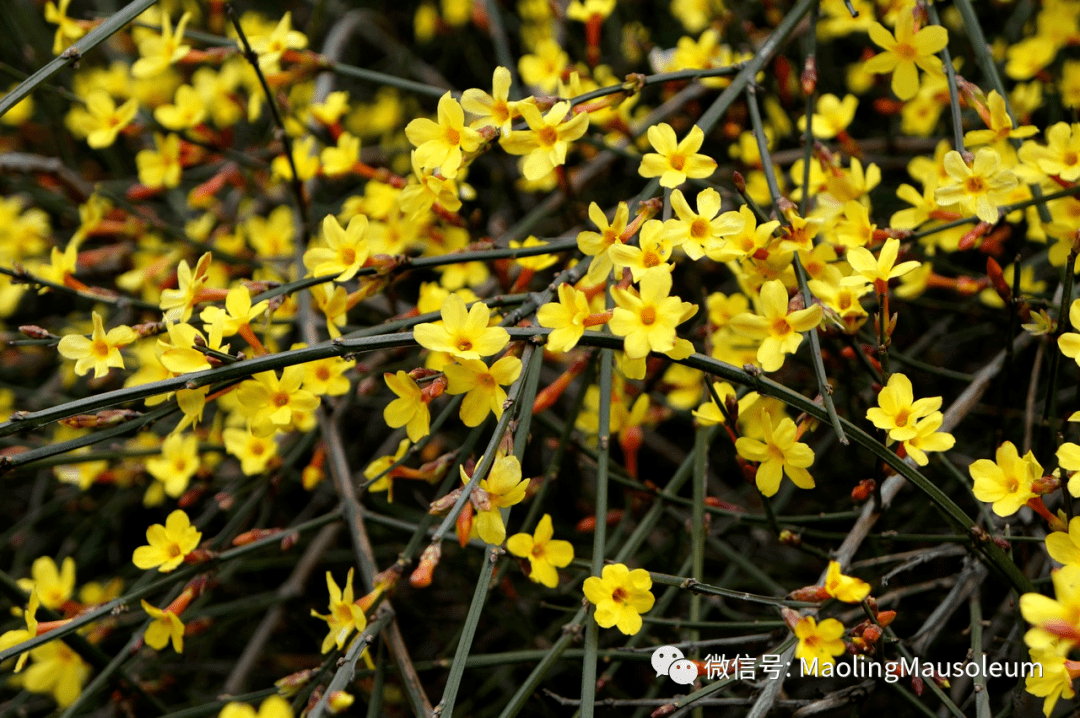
690, 218, 709, 239
640, 307, 657, 325
273, 392, 290, 408
1066, 151, 1079, 165
964, 176, 986, 194
316, 366, 330, 381
537, 126, 559, 147
91, 339, 111, 359
894, 42, 918, 61
457, 339, 473, 352
770, 317, 792, 336
894, 408, 911, 427
251, 442, 265, 455
611, 587, 627, 603
643, 251, 661, 268
341, 247, 356, 265
669, 153, 686, 171
445, 127, 461, 146
168, 543, 183, 558
1005, 475, 1020, 493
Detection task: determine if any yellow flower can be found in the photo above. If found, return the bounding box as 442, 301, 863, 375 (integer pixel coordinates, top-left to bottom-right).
236, 367, 321, 437
44, 0, 86, 54
1058, 300, 1080, 370
506, 514, 574, 588
131, 11, 191, 79
609, 266, 697, 360
862, 11, 949, 100
729, 279, 823, 372
399, 150, 462, 217
664, 188, 745, 260
638, 123, 717, 188
461, 66, 521, 134
466, 454, 529, 545
22, 639, 90, 707
537, 283, 594, 352
970, 441, 1041, 517
1020, 564, 1080, 649
705, 204, 779, 262
155, 318, 228, 375
146, 432, 201, 499
500, 101, 590, 181
246, 12, 307, 71
735, 411, 815, 497
364, 438, 411, 501
413, 294, 509, 361
1034, 122, 1080, 182
311, 569, 367, 654
223, 428, 279, 476
934, 148, 1018, 224
1025, 645, 1077, 718
582, 563, 655, 635
566, 0, 616, 21
901, 412, 955, 466
219, 695, 293, 718
320, 132, 360, 177
271, 135, 319, 182
798, 93, 858, 139
68, 90, 139, 149
141, 600, 185, 653
17, 556, 75, 611
576, 201, 629, 284
301, 355, 354, 397
842, 238, 921, 292
132, 509, 202, 572
518, 38, 568, 93
57, 311, 137, 379
609, 219, 674, 281
136, 136, 184, 194
1058, 441, 1080, 497
154, 84, 206, 130
794, 616, 846, 668
0, 588, 39, 672
444, 356, 523, 427
1047, 517, 1080, 566
304, 214, 370, 282
200, 284, 269, 337
161, 252, 213, 323
866, 372, 941, 442
824, 561, 871, 603
383, 371, 430, 441
405, 91, 482, 179
965, 90, 1039, 146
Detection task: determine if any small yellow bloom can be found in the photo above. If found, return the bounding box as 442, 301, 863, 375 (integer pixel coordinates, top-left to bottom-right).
638, 123, 717, 188
862, 11, 949, 100
223, 428, 279, 476
537, 283, 594, 353
304, 215, 371, 282
132, 509, 202, 572
1058, 441, 1080, 497
901, 412, 955, 466
1020, 564, 1080, 650
582, 563, 655, 635
22, 639, 90, 707
500, 101, 590, 181
729, 279, 822, 372
970, 441, 1041, 517
131, 11, 191, 79
609, 266, 697, 360
236, 367, 321, 437
364, 438, 410, 501
200, 284, 269, 337
577, 201, 629, 284
506, 514, 574, 588
57, 311, 137, 379
1057, 300, 1080, 370
246, 12, 307, 71
735, 411, 815, 497
405, 92, 482, 179
145, 432, 201, 499
444, 356, 523, 427
842, 238, 921, 291
466, 454, 529, 545
965, 90, 1039, 146
219, 695, 293, 718
155, 84, 206, 130
866, 373, 941, 442
136, 133, 183, 189
68, 90, 139, 149
383, 371, 431, 441
310, 569, 367, 654
44, 0, 86, 55
824, 561, 871, 603
320, 132, 360, 177
794, 616, 846, 668
160, 252, 213, 323
664, 188, 745, 260
934, 148, 1018, 224
461, 66, 521, 134
0, 589, 39, 672
413, 293, 510, 361
1047, 517, 1080, 566
17, 556, 75, 611
141, 600, 186, 653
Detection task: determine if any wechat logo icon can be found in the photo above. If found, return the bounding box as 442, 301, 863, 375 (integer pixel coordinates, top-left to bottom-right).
651, 645, 697, 685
